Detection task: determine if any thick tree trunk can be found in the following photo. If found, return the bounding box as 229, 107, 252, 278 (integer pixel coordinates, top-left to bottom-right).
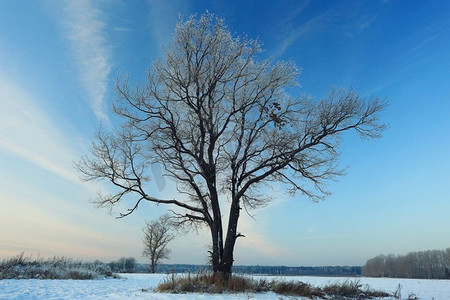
210, 220, 235, 277
223, 198, 241, 274
210, 197, 240, 277
206, 166, 228, 275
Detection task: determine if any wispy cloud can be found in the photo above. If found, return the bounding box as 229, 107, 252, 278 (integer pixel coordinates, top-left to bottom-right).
272, 9, 330, 58
0, 182, 138, 260
272, 2, 379, 58
114, 26, 132, 32
0, 74, 80, 184
0, 73, 140, 259
236, 216, 289, 262
61, 0, 111, 122
147, 0, 189, 51
365, 31, 442, 96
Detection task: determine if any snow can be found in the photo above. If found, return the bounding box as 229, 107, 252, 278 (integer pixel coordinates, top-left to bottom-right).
276, 276, 450, 299
0, 273, 449, 299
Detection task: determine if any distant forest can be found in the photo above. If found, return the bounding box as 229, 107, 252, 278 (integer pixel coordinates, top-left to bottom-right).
148, 264, 361, 276
362, 248, 450, 279
104, 258, 361, 276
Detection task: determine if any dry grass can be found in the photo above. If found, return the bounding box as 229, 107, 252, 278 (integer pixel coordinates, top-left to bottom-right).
271, 280, 323, 297
0, 253, 115, 280
322, 279, 391, 299
156, 271, 395, 298
157, 271, 265, 293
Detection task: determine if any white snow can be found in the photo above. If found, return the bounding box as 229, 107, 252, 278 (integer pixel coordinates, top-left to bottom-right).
0, 273, 449, 299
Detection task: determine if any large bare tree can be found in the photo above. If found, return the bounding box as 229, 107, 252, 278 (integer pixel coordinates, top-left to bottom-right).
77, 13, 387, 276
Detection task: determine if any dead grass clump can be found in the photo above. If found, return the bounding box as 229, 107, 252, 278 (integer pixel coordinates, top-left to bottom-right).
157, 272, 397, 299
322, 280, 391, 299
156, 271, 260, 294
272, 281, 323, 297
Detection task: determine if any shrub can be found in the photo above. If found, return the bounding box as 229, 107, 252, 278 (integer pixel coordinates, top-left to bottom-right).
0, 253, 115, 280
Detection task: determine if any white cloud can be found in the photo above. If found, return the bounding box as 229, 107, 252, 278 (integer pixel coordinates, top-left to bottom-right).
0, 74, 142, 261
61, 0, 111, 122
0, 179, 139, 260
0, 74, 80, 184
234, 215, 290, 264
147, 0, 189, 51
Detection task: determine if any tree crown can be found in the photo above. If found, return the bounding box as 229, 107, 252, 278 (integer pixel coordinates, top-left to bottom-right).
77, 12, 386, 226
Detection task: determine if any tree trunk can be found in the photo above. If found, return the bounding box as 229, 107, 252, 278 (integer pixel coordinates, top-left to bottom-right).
206, 170, 227, 275
210, 223, 222, 273
211, 197, 241, 277
209, 219, 235, 277
151, 258, 156, 273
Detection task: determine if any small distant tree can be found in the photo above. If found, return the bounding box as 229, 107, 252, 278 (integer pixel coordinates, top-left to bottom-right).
124, 257, 137, 272
108, 260, 119, 272
142, 215, 175, 273
110, 257, 136, 273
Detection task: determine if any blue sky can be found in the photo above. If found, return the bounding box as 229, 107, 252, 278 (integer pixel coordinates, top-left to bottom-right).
1, 0, 449, 266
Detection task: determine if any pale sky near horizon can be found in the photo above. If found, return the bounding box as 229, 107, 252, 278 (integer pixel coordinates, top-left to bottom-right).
1, 0, 449, 267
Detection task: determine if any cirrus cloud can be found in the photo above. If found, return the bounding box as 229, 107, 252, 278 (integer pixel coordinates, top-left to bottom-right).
60, 0, 112, 122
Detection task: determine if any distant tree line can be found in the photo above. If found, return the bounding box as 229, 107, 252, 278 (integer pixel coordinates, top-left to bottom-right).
108, 257, 137, 273
233, 265, 361, 276
362, 248, 450, 279
155, 264, 361, 276
103, 258, 362, 276
101, 260, 362, 276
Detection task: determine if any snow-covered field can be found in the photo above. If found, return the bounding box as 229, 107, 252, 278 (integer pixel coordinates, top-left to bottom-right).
0, 273, 448, 299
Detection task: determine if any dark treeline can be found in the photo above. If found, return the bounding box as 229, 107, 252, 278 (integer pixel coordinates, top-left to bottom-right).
105, 260, 361, 276
95, 260, 362, 276
362, 248, 450, 279
155, 264, 361, 276
105, 257, 361, 276
234, 265, 361, 276
108, 257, 137, 273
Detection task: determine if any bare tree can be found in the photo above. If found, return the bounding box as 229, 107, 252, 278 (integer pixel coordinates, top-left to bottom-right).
76, 13, 387, 276
142, 215, 174, 273
109, 257, 136, 273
